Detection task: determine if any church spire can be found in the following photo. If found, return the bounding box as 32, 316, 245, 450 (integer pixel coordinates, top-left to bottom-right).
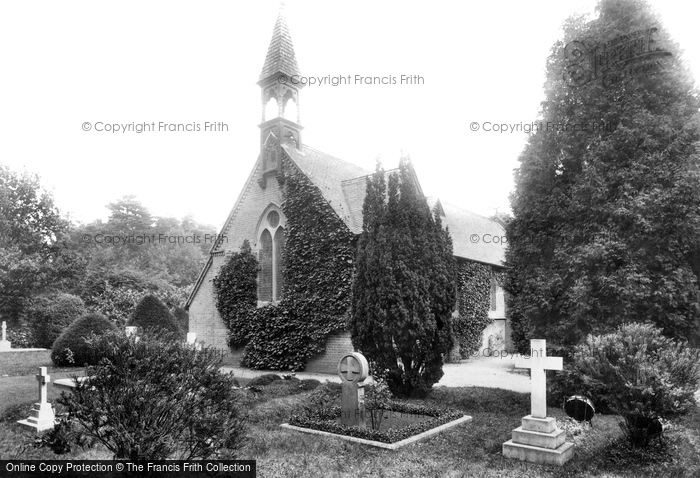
258, 2, 301, 84
257, 3, 304, 189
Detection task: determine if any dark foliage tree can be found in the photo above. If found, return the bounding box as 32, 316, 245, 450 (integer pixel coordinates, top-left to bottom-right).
128, 294, 183, 338
505, 0, 700, 351
0, 165, 85, 322
51, 312, 117, 367
351, 159, 457, 397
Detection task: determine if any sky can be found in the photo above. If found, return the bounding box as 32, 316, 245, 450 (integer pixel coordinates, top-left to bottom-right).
1, 0, 699, 230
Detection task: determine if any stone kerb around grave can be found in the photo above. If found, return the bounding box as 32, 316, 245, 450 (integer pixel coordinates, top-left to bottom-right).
281, 350, 473, 449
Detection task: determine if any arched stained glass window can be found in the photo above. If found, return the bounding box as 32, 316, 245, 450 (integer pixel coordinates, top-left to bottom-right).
256, 206, 286, 303
258, 229, 273, 302
274, 227, 285, 300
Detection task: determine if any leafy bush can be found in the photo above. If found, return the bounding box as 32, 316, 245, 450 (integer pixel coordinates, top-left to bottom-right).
172, 307, 189, 334
568, 323, 700, 446
58, 330, 246, 460
298, 382, 341, 420
128, 294, 183, 338
6, 325, 33, 348
365, 366, 393, 430
51, 312, 117, 366
25, 293, 87, 348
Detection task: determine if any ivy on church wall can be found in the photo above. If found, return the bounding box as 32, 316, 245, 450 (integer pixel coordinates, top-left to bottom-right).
452, 261, 492, 358
214, 160, 355, 371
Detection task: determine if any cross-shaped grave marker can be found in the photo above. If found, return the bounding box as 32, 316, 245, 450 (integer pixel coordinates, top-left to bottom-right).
337, 352, 369, 427
17, 367, 56, 432
514, 339, 562, 418
503, 338, 574, 466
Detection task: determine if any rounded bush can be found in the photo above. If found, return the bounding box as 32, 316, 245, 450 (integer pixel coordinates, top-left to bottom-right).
128, 294, 182, 338
563, 323, 700, 446
51, 312, 117, 367
26, 293, 87, 348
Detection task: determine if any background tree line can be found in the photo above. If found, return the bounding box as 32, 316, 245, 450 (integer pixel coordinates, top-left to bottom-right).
0, 164, 214, 346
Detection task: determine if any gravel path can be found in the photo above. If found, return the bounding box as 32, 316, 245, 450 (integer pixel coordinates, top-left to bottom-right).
221, 354, 532, 393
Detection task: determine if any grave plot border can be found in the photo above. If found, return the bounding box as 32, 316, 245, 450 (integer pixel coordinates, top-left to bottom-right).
283, 401, 471, 448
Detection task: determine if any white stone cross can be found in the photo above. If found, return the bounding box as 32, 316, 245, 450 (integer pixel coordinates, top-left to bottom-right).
514, 339, 562, 419
36, 367, 51, 404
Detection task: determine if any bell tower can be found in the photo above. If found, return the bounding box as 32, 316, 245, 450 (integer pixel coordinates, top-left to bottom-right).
257, 4, 304, 188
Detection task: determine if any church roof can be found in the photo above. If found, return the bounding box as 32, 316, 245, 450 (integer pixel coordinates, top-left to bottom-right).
282, 143, 371, 233
427, 197, 506, 266
284, 144, 506, 267
258, 6, 301, 83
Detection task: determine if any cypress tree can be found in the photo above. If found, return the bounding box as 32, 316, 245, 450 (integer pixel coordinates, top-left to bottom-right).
351, 158, 456, 397
505, 0, 700, 351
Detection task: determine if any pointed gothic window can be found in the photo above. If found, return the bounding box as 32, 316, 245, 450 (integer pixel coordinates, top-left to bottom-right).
257, 206, 286, 303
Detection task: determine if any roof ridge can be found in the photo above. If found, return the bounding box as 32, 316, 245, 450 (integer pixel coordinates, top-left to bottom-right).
301, 144, 372, 173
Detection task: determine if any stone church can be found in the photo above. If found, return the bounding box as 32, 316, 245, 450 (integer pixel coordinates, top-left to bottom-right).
186, 10, 509, 372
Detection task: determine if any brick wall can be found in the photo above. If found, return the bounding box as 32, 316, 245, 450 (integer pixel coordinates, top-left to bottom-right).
189, 161, 284, 350
304, 331, 354, 374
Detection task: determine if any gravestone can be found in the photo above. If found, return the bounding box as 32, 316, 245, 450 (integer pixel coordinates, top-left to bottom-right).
0, 321, 11, 351
338, 352, 369, 427
17, 367, 56, 432
503, 339, 574, 466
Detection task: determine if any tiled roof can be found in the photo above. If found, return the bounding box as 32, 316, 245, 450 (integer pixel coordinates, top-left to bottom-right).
282, 143, 371, 232
284, 143, 506, 267
258, 7, 301, 82
427, 197, 506, 267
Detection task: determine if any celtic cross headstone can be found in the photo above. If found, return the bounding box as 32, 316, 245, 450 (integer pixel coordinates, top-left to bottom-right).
338, 352, 369, 427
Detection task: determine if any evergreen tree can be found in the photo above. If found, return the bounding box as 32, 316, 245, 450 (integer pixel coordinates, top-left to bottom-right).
505, 0, 700, 351
128, 294, 182, 338
351, 158, 456, 397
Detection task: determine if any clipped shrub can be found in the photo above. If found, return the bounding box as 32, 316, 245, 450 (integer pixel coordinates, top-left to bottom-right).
51, 312, 117, 367
128, 294, 183, 338
26, 293, 87, 348
58, 330, 246, 460
567, 323, 700, 446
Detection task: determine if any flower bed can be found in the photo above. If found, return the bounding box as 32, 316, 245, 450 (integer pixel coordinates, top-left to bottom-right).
288, 401, 465, 443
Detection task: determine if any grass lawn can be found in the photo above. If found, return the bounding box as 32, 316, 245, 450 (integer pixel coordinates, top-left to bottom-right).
1, 353, 699, 477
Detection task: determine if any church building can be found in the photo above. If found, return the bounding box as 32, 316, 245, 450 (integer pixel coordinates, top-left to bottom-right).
186, 9, 509, 372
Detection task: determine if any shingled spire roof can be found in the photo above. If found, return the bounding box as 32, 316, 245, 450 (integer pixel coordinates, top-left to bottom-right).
258, 4, 301, 84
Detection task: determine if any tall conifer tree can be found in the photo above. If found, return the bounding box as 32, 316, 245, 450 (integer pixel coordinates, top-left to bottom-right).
351, 159, 456, 397
505, 0, 700, 351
